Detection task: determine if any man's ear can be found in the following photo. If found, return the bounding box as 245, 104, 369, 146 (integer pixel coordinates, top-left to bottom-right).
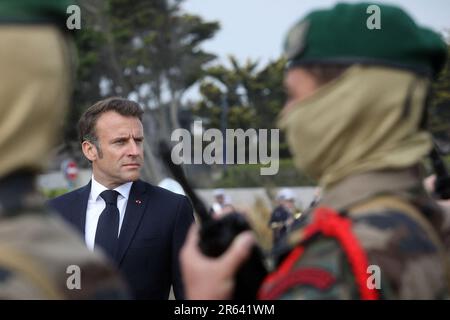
82, 141, 97, 162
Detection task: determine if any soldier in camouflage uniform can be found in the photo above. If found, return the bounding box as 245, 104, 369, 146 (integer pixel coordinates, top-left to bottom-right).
180, 3, 450, 299
0, 1, 129, 299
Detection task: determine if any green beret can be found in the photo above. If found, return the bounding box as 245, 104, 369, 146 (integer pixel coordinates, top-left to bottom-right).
0, 0, 75, 26
284, 2, 448, 77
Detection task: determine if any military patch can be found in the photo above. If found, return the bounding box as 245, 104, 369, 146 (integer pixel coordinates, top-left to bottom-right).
284, 20, 310, 61
259, 267, 336, 300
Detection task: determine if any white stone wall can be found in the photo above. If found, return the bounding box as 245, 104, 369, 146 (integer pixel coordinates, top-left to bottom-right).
38, 170, 316, 210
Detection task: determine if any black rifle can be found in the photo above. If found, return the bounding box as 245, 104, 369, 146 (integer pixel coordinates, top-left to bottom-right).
159, 142, 268, 299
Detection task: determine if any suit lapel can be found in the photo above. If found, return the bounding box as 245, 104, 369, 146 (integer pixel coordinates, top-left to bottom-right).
116, 180, 148, 265
72, 182, 90, 235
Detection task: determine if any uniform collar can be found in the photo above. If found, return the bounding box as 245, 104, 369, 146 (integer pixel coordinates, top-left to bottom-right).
319, 166, 423, 211
90, 175, 133, 201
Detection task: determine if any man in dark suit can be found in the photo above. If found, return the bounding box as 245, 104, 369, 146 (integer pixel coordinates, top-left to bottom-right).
49, 97, 194, 299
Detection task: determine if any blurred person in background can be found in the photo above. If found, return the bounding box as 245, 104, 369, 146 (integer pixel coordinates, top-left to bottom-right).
269, 188, 300, 244
210, 188, 235, 218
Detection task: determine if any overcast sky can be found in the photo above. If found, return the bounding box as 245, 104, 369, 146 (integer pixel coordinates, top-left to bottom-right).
181, 0, 450, 66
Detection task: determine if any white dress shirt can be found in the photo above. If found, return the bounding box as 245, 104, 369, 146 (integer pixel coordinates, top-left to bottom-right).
85, 176, 133, 251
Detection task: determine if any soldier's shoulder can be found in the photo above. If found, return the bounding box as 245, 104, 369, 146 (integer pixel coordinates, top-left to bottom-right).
0, 211, 129, 299
0, 263, 53, 299
348, 200, 449, 299
348, 197, 440, 255
0, 252, 129, 300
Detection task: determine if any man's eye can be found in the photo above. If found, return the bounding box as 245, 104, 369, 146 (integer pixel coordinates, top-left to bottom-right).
115, 140, 125, 145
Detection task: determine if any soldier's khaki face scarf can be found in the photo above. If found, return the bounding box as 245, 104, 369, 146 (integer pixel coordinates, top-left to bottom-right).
278, 65, 432, 189
0, 26, 70, 179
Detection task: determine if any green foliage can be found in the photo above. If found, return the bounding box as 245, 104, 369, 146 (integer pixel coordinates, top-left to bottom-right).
40, 188, 69, 199
214, 159, 314, 188
104, 0, 219, 105
65, 17, 108, 152
65, 0, 220, 159
192, 56, 292, 158
429, 39, 450, 151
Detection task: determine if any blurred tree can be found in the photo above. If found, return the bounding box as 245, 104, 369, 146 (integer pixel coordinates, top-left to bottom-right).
64, 0, 219, 182
192, 56, 291, 158
429, 38, 450, 154
63, 0, 107, 164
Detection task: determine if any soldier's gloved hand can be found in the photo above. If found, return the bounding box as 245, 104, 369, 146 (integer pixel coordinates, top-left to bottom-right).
180, 224, 254, 300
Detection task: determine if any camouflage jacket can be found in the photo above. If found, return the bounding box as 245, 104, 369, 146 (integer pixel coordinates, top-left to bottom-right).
0, 172, 129, 299
259, 167, 450, 299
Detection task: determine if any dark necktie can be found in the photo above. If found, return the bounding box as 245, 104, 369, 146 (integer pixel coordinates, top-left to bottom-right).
95, 190, 120, 260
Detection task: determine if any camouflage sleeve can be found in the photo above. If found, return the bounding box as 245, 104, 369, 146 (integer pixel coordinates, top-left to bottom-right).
0, 265, 57, 299
0, 205, 130, 299
0, 261, 130, 300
